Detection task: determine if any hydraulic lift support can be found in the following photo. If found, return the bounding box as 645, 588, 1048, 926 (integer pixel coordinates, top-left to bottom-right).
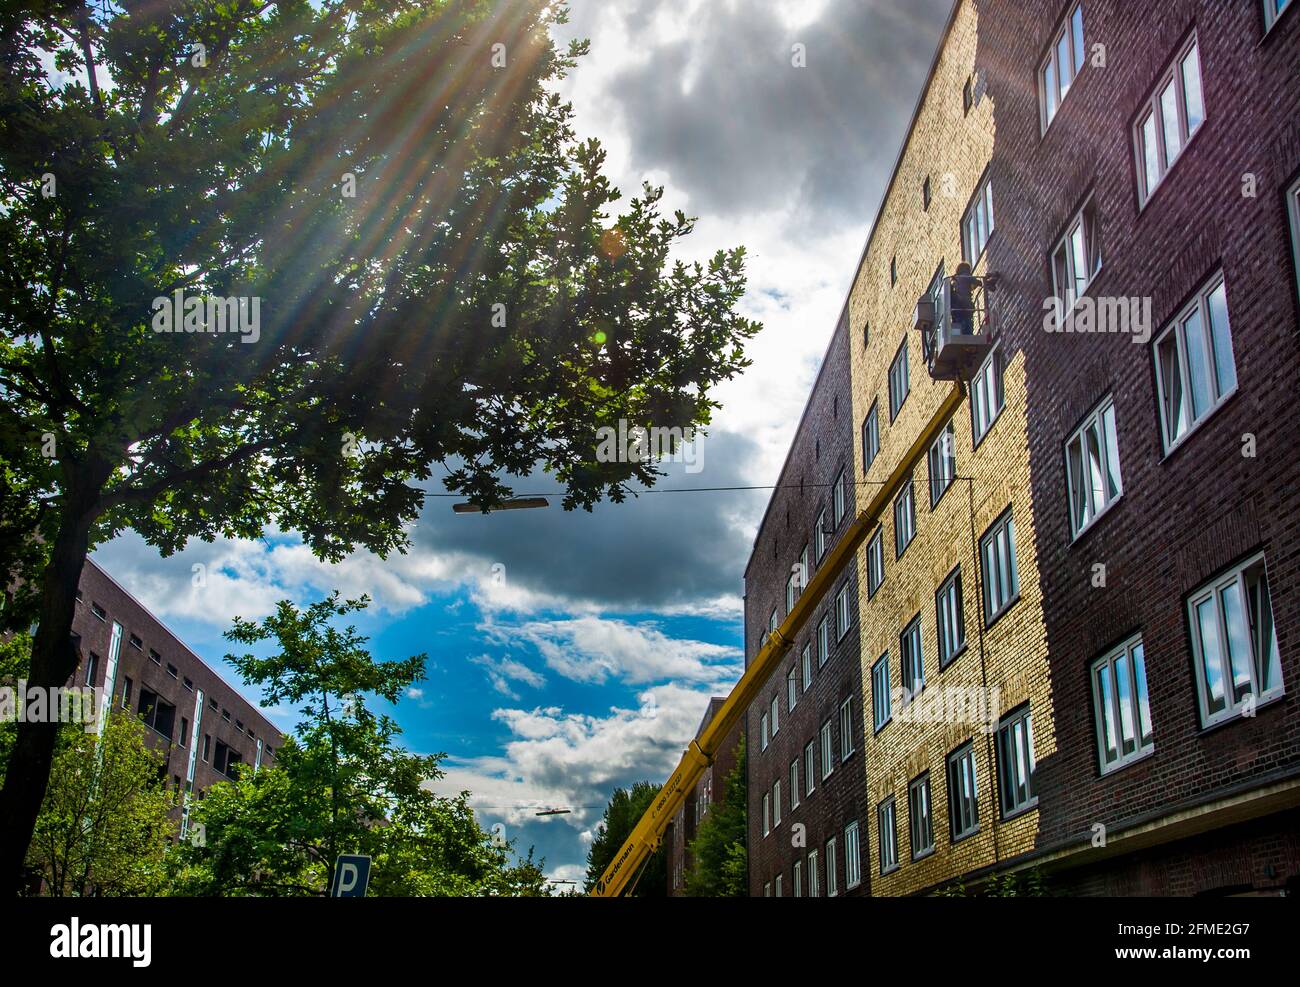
592, 382, 966, 896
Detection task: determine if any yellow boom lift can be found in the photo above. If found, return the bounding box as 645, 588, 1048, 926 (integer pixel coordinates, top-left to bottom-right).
592, 382, 966, 896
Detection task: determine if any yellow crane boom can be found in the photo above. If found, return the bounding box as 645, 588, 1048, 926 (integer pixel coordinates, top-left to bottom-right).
591, 383, 965, 896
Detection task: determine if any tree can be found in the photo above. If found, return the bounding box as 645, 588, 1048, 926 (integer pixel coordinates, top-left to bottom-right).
0, 0, 759, 891
25, 713, 176, 896
683, 737, 746, 897
166, 592, 548, 896
584, 781, 666, 896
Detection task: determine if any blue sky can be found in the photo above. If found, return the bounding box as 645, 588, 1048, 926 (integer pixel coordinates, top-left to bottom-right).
90, 0, 951, 886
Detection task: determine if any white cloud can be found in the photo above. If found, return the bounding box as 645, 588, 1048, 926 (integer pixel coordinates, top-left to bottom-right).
469, 654, 546, 699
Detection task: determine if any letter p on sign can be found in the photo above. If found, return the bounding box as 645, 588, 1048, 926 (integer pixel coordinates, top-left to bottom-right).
330, 854, 372, 897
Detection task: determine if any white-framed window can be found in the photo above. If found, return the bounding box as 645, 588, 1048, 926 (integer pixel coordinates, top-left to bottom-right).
798, 544, 809, 595
833, 467, 847, 527
801, 642, 813, 692
889, 339, 910, 421
872, 652, 891, 731
1050, 197, 1102, 319
762, 791, 771, 836
818, 614, 831, 667
785, 570, 797, 614
790, 759, 800, 811
900, 615, 924, 697
909, 774, 934, 859
996, 705, 1037, 818
787, 666, 798, 711
1092, 634, 1154, 773
826, 837, 839, 897
815, 508, 828, 561
862, 402, 880, 472
835, 583, 852, 641
844, 821, 862, 890
774, 874, 783, 897
760, 712, 769, 752
773, 779, 782, 827
980, 509, 1020, 624
877, 797, 899, 874
1066, 394, 1123, 538
947, 742, 980, 841
1153, 272, 1237, 454
1188, 553, 1284, 728
820, 719, 834, 780
970, 345, 1004, 445
1134, 33, 1205, 206
894, 477, 916, 558
1039, 2, 1085, 132
1265, 0, 1295, 32
936, 567, 966, 668
808, 850, 820, 897
962, 171, 995, 264
804, 740, 817, 796
928, 421, 955, 508
770, 694, 780, 738
839, 697, 855, 761
867, 527, 884, 598
1288, 176, 1300, 304
793, 860, 802, 898
769, 606, 779, 634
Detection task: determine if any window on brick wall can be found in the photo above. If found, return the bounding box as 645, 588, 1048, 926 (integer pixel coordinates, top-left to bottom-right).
793, 860, 803, 897
833, 467, 847, 527
872, 652, 891, 732
801, 642, 813, 692
936, 567, 967, 669
790, 759, 800, 811
1153, 272, 1237, 454
1066, 394, 1123, 539
900, 614, 924, 698
764, 881, 771, 898
808, 849, 821, 897
815, 508, 828, 561
762, 792, 771, 836
760, 712, 769, 752
1039, 2, 1085, 132
877, 797, 899, 874
845, 821, 862, 889
1134, 33, 1205, 206
820, 719, 834, 780
818, 614, 831, 667
787, 666, 798, 711
826, 836, 839, 897
863, 402, 880, 473
770, 694, 780, 738
785, 570, 797, 615
774, 874, 783, 897
83, 652, 99, 687
805, 740, 817, 797
1265, 0, 1294, 32
1289, 176, 1300, 304
928, 421, 956, 508
962, 171, 995, 264
1188, 553, 1284, 728
996, 705, 1038, 818
947, 742, 980, 841
909, 773, 935, 859
867, 527, 885, 598
839, 697, 855, 761
120, 676, 132, 709
889, 339, 910, 420
773, 778, 782, 827
970, 345, 1005, 446
893, 476, 916, 559
835, 582, 852, 641
1050, 197, 1103, 322
980, 508, 1020, 625
1092, 634, 1154, 773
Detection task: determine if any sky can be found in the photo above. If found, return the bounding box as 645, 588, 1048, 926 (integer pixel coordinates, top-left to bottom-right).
92, 0, 953, 888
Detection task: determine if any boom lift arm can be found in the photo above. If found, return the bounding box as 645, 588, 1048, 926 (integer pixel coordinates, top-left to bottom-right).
591, 383, 965, 896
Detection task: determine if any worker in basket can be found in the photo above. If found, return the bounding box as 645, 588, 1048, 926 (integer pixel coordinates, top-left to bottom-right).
950, 261, 977, 336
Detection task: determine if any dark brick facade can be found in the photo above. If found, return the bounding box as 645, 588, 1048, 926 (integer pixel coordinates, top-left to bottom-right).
973, 0, 1300, 893
666, 697, 743, 895
71, 559, 283, 828
744, 312, 868, 896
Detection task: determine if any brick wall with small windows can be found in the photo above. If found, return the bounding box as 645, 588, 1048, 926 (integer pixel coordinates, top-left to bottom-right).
666, 698, 743, 896
742, 307, 867, 897
70, 559, 283, 825
974, 0, 1300, 893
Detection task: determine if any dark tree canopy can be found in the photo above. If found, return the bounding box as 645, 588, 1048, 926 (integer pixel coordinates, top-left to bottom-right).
0, 0, 758, 892
584, 780, 666, 896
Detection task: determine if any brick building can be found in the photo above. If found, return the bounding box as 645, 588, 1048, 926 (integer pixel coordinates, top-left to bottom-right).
744, 309, 869, 897
666, 697, 743, 895
741, 0, 1299, 896
71, 558, 283, 839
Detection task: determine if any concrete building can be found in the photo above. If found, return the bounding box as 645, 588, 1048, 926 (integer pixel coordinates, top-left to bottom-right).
742, 0, 1299, 896
666, 697, 743, 895
71, 558, 283, 839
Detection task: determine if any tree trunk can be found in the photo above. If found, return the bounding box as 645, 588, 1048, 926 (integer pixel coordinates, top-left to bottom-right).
0, 468, 102, 896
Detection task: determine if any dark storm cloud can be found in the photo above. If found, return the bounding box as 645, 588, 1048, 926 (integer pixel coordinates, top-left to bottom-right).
560, 0, 954, 229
